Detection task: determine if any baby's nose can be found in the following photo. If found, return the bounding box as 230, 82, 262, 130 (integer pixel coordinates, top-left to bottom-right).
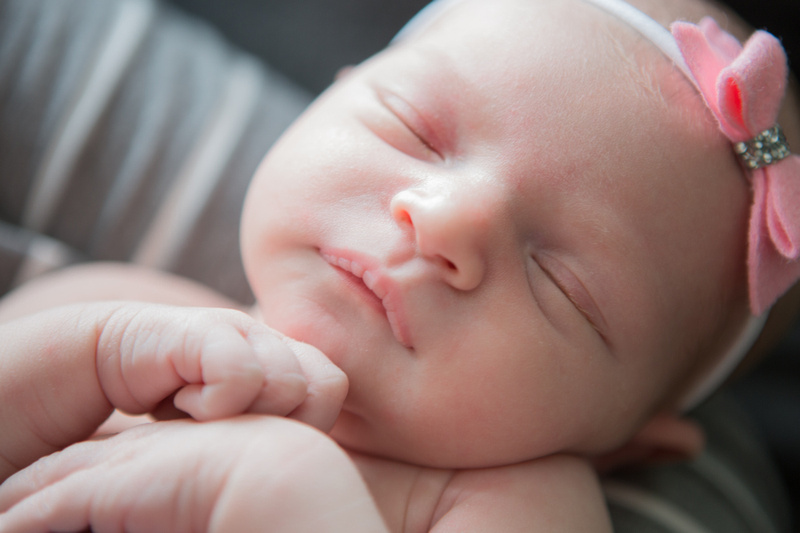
390, 185, 497, 291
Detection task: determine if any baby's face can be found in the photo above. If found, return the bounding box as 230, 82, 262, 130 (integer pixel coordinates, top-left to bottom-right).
241, 0, 750, 467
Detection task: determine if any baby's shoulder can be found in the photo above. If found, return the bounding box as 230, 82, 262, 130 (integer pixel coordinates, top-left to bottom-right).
434, 455, 612, 532
351, 453, 611, 532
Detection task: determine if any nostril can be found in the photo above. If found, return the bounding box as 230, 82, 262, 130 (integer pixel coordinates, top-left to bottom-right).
391, 201, 414, 228
437, 253, 483, 292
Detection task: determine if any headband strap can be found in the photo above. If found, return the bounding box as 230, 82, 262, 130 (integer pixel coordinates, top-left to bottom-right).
578, 0, 694, 83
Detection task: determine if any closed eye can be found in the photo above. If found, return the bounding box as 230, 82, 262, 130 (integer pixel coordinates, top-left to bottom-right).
534, 253, 609, 342
376, 89, 443, 160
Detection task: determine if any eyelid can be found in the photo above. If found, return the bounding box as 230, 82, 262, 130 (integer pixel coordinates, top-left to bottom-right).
376, 89, 444, 158
535, 253, 609, 340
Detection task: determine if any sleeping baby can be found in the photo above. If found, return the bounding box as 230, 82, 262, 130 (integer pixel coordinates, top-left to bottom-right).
0, 0, 798, 530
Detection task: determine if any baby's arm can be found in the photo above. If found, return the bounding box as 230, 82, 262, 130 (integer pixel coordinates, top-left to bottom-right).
432, 455, 612, 532
0, 301, 347, 483
0, 417, 388, 533
0, 262, 243, 322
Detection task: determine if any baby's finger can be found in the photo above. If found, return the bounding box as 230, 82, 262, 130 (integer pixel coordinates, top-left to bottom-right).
0, 439, 100, 513
173, 322, 266, 421
0, 469, 96, 533
241, 326, 311, 416
99, 306, 308, 422
282, 338, 348, 432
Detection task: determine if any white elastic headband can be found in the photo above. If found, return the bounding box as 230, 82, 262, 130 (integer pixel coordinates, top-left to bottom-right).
395, 0, 692, 84
393, 0, 768, 411
578, 1, 768, 412
579, 0, 695, 82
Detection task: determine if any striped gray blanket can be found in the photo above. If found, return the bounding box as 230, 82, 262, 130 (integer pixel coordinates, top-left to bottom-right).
0, 0, 311, 304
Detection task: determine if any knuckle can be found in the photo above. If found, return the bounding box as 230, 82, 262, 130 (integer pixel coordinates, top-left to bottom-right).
252, 372, 308, 415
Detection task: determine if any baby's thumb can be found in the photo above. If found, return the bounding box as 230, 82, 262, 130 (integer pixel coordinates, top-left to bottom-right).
282, 338, 348, 432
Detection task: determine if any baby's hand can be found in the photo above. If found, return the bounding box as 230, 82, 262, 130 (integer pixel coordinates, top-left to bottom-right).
94, 303, 347, 429
0, 417, 385, 533
0, 302, 347, 481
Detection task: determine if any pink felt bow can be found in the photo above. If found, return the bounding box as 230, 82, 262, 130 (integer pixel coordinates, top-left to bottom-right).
672, 18, 800, 315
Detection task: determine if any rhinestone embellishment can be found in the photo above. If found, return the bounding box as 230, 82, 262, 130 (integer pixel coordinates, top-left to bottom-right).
734, 125, 791, 170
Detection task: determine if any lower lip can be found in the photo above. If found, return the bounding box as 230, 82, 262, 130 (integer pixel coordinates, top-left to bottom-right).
332, 265, 386, 315
321, 250, 413, 348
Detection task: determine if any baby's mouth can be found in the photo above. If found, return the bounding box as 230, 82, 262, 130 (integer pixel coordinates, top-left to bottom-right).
321, 251, 413, 348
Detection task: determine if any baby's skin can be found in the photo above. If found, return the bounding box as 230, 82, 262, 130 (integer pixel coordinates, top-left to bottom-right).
0, 300, 346, 481
0, 298, 387, 532
0, 272, 608, 532
1, 0, 797, 530
0, 417, 386, 532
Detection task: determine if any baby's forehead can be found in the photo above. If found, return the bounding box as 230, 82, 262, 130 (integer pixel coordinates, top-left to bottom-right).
366, 0, 724, 227
378, 0, 745, 231
395, 0, 688, 106
387, 0, 694, 144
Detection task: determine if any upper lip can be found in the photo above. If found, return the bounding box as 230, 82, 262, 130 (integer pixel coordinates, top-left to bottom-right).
320, 248, 413, 348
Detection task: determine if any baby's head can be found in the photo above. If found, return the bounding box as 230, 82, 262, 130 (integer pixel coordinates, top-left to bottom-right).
240, 0, 800, 468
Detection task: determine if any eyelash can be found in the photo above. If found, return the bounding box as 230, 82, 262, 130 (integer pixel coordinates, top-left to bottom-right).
401, 118, 437, 154
534, 259, 572, 306
532, 256, 607, 341
378, 91, 442, 159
